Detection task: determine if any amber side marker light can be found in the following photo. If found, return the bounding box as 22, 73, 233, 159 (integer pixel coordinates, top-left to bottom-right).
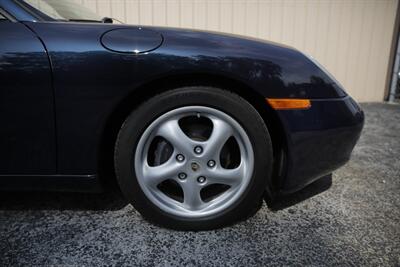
266, 98, 311, 110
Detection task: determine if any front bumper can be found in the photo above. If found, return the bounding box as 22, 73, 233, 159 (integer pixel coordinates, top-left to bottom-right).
276, 96, 364, 193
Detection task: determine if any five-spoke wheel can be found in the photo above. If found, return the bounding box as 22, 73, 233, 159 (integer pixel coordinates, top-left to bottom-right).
135, 106, 254, 217
114, 87, 272, 230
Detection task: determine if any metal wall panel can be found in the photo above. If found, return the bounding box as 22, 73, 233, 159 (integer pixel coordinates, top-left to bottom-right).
74, 0, 399, 102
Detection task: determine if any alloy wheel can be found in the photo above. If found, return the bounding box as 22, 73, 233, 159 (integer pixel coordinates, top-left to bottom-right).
134, 106, 254, 218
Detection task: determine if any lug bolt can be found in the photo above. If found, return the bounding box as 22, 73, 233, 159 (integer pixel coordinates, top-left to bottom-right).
194, 146, 203, 154
178, 173, 187, 180
197, 176, 206, 183
207, 160, 216, 168
176, 154, 185, 162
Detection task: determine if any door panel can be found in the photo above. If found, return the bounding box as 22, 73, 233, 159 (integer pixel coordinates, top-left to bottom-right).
0, 22, 56, 174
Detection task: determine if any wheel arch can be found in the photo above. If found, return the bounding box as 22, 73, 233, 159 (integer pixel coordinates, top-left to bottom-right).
98, 73, 288, 196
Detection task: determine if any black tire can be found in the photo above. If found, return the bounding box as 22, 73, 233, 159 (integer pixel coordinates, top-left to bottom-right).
114, 86, 273, 230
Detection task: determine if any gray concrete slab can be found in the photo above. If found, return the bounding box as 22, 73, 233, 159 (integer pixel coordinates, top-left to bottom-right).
0, 103, 399, 266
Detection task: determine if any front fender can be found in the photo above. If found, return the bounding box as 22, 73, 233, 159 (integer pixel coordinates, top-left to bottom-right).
26, 21, 347, 176
147, 27, 346, 99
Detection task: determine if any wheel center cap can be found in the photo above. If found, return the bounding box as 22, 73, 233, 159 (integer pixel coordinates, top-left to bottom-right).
191, 162, 200, 172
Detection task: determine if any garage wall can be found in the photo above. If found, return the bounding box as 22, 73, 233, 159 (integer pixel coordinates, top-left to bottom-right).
74, 0, 398, 102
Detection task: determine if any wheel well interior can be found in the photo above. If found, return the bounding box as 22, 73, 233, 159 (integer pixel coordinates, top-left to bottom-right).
98, 73, 288, 195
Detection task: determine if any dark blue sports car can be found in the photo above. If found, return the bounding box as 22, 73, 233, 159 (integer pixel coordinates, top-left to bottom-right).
0, 0, 363, 230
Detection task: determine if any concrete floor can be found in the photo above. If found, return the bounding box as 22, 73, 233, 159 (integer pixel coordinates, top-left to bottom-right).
0, 103, 399, 266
